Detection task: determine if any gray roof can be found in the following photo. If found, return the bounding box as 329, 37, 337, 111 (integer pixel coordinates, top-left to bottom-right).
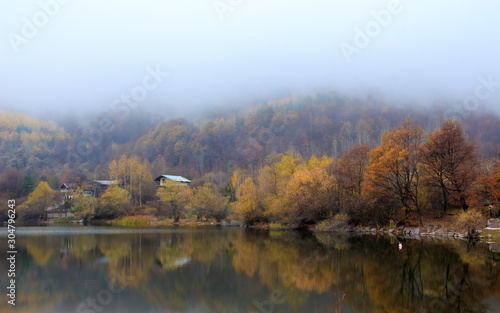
154, 175, 191, 183
94, 180, 118, 186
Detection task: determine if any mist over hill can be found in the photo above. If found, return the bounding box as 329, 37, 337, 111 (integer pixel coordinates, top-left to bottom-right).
1, 94, 499, 187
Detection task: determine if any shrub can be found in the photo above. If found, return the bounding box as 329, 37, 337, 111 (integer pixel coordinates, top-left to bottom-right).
269, 222, 287, 230
97, 185, 131, 219
314, 217, 349, 232
452, 209, 485, 237
113, 215, 152, 226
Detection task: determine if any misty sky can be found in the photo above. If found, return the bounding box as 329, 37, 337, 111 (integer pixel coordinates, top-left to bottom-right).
1, 0, 499, 118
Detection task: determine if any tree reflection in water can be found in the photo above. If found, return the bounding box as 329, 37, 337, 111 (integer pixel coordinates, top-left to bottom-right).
0, 227, 499, 313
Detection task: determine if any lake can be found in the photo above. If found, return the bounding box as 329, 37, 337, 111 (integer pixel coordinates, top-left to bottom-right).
0, 226, 499, 313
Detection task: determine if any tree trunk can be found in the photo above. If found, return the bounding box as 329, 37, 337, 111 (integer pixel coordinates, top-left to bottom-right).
401, 206, 411, 226
139, 174, 142, 206
173, 203, 180, 222
417, 208, 423, 227
441, 184, 448, 213
460, 197, 468, 212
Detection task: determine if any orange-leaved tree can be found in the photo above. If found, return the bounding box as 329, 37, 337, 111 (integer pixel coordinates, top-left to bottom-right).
285, 167, 333, 228
334, 143, 370, 222
478, 160, 500, 215
363, 118, 425, 226
335, 143, 370, 197
419, 119, 480, 212
492, 161, 500, 205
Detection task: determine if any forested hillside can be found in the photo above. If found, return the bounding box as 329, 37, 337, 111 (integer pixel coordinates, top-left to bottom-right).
1, 94, 500, 227
104, 95, 500, 179
1, 95, 500, 194
0, 109, 70, 171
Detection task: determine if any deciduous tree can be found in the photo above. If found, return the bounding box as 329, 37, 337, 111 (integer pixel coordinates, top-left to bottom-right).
18, 181, 58, 223
285, 168, 333, 228
98, 185, 131, 218
108, 155, 155, 205
233, 177, 260, 225
71, 187, 98, 222
420, 119, 481, 212
335, 143, 370, 196
193, 183, 230, 222
363, 118, 425, 225
157, 183, 191, 222
0, 168, 24, 197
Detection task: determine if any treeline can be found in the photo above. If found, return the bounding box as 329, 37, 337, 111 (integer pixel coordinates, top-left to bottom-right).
4, 117, 500, 228
225, 118, 500, 228
2, 94, 500, 192
1, 95, 500, 226
0, 109, 70, 172
130, 97, 500, 178
10, 154, 231, 224
64, 117, 498, 229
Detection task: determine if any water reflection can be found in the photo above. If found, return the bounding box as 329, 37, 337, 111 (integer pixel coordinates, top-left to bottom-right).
0, 227, 499, 313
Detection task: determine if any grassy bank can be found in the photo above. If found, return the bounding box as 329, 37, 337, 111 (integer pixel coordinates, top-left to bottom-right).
112, 215, 154, 226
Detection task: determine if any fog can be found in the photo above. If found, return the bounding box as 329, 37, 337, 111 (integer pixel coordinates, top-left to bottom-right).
1, 0, 499, 119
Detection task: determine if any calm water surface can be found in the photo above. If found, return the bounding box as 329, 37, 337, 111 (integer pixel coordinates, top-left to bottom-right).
0, 226, 499, 313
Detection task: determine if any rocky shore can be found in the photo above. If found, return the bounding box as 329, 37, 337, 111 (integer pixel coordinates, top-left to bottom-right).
351, 218, 500, 241
353, 225, 480, 239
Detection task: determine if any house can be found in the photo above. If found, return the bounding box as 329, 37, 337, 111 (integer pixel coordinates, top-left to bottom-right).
60, 183, 80, 199
154, 175, 191, 187
60, 183, 70, 194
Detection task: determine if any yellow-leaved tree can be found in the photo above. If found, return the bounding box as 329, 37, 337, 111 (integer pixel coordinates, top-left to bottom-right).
108, 155, 156, 205
18, 181, 58, 223
157, 183, 192, 222
285, 168, 333, 228
258, 151, 305, 222
98, 185, 131, 218
71, 187, 98, 222
192, 182, 230, 222
233, 177, 260, 225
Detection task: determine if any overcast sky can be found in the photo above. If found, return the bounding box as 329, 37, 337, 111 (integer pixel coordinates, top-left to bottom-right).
1, 0, 499, 119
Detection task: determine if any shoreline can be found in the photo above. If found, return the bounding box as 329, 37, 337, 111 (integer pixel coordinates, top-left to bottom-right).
8, 218, 500, 242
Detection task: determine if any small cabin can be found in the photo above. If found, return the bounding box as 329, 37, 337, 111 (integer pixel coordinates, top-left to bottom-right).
60, 183, 79, 199
60, 183, 70, 193
154, 175, 191, 187
60, 183, 70, 199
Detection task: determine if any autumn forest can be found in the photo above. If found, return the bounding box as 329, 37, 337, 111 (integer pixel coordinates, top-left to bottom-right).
1, 94, 500, 229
